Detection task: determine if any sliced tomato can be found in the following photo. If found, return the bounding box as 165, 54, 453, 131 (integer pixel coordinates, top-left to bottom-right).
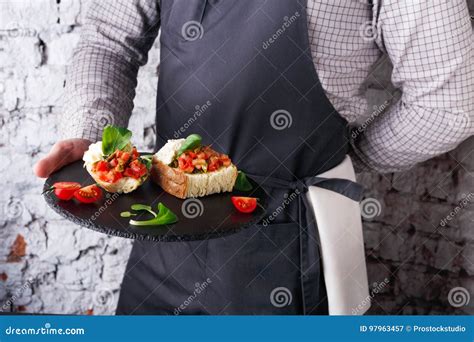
231, 196, 257, 214
52, 182, 81, 201
74, 185, 102, 204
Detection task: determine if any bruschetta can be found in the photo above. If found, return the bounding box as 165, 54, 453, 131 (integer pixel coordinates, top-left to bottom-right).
83, 126, 150, 194
151, 135, 237, 199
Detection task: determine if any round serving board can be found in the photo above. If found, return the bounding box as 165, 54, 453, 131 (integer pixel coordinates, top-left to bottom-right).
43, 158, 268, 242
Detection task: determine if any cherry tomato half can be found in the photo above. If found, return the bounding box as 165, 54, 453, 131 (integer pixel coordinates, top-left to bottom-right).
52, 182, 81, 201
74, 185, 102, 204
231, 196, 258, 214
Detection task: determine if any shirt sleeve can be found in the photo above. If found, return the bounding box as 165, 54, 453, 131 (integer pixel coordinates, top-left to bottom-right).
350, 0, 474, 173
60, 0, 160, 142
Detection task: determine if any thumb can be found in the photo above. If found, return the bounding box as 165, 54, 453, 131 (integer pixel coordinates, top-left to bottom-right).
34, 139, 91, 178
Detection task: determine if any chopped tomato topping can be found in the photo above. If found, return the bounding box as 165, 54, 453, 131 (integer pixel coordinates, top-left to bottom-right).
176, 146, 232, 174
95, 161, 109, 172
92, 147, 148, 183
132, 147, 139, 159
109, 159, 118, 167
120, 152, 130, 163
124, 168, 137, 178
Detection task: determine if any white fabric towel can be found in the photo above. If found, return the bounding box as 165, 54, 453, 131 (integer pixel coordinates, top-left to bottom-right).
306, 155, 370, 315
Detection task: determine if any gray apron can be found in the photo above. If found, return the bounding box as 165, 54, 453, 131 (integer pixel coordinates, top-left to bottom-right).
117, 0, 363, 315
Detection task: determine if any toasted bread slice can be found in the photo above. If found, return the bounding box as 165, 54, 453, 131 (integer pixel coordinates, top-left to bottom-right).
151, 157, 237, 199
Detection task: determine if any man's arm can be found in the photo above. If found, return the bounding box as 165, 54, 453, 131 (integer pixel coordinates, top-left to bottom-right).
35, 0, 160, 177
351, 0, 474, 173
61, 0, 160, 141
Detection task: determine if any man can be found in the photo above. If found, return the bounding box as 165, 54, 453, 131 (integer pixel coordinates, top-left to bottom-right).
34, 0, 473, 315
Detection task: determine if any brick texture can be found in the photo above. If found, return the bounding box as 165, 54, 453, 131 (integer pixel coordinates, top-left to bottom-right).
0, 0, 472, 315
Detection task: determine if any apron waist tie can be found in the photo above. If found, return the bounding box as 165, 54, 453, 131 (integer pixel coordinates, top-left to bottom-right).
247, 173, 364, 314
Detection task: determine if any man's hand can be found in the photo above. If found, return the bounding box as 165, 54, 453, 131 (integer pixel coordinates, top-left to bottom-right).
34, 139, 92, 178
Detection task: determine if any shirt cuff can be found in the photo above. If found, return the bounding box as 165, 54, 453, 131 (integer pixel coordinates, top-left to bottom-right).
59, 108, 124, 142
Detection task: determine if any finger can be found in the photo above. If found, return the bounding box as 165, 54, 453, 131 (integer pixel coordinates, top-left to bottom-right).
34, 141, 85, 178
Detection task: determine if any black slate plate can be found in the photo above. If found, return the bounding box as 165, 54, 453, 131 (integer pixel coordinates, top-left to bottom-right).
43, 159, 268, 242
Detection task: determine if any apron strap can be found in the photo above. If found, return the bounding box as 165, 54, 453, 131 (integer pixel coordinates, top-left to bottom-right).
248, 174, 364, 202
247, 173, 364, 314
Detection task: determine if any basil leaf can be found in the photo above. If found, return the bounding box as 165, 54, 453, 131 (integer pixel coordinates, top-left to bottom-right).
156, 202, 178, 223
129, 202, 178, 226
234, 171, 253, 191
177, 134, 202, 156
101, 125, 132, 156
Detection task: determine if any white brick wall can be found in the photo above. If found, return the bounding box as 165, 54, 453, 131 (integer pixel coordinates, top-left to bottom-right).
0, 0, 159, 315
0, 0, 472, 315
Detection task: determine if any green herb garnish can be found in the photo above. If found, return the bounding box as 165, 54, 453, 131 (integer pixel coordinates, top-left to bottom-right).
130, 204, 157, 217
139, 155, 153, 170
120, 211, 136, 218
129, 202, 178, 226
233, 171, 253, 191
101, 125, 133, 156
177, 134, 202, 156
